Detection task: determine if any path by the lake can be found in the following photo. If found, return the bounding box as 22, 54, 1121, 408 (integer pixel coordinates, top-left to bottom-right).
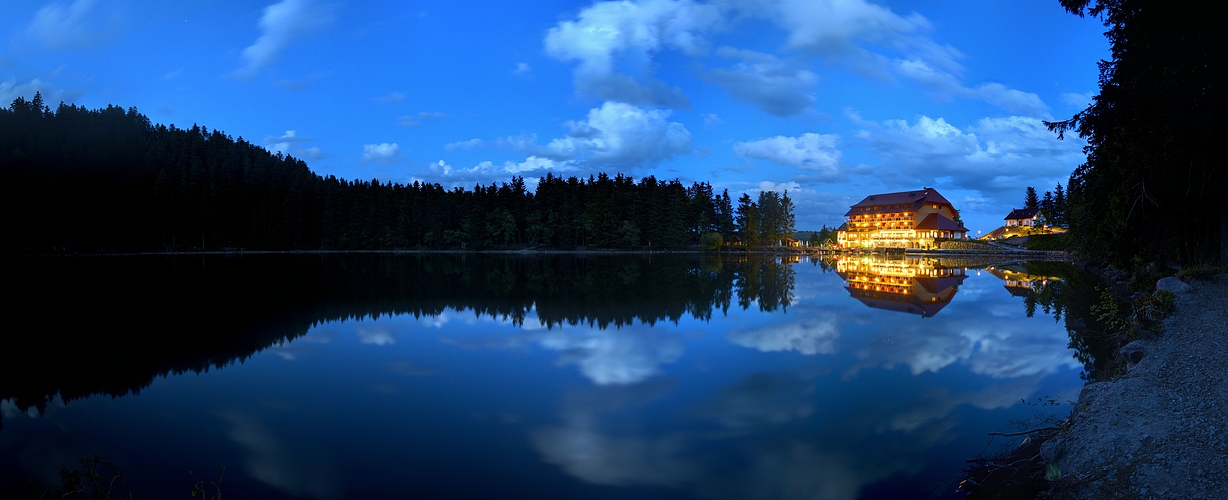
1042, 273, 1228, 499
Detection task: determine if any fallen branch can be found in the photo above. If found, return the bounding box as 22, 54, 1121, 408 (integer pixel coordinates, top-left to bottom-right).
988, 426, 1061, 437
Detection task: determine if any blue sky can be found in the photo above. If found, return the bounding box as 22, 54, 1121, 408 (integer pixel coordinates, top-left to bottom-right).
1, 0, 1106, 232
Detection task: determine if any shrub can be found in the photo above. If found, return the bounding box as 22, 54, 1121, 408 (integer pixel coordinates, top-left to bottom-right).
700, 232, 723, 251
1132, 289, 1176, 325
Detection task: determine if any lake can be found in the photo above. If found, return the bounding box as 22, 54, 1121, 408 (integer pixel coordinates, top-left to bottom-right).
0, 253, 1100, 499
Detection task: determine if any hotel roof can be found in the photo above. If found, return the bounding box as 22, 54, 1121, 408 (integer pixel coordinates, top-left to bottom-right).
844, 188, 953, 217
849, 189, 952, 208
915, 213, 967, 231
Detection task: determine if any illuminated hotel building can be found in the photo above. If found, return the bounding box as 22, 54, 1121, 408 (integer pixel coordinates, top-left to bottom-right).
836, 188, 969, 249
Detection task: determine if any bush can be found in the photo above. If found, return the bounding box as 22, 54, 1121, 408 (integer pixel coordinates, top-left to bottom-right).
700, 232, 723, 251
1132, 290, 1176, 325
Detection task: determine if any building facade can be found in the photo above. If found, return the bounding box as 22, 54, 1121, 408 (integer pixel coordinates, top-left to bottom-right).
836, 188, 968, 249
1004, 208, 1039, 227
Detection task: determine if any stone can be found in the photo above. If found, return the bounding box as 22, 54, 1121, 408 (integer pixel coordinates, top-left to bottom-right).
1157, 276, 1192, 293
1121, 340, 1147, 370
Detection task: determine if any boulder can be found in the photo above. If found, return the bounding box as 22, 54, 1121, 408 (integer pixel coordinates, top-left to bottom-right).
1120, 340, 1147, 371
1156, 276, 1192, 293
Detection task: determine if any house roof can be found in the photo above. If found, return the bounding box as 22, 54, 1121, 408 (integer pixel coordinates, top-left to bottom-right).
915, 213, 967, 231
1005, 208, 1039, 220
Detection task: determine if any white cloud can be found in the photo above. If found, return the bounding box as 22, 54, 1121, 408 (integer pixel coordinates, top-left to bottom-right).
375, 91, 406, 105
265, 130, 312, 155
772, 0, 1048, 116
858, 115, 1083, 195
703, 113, 722, 127
544, 0, 723, 108
444, 138, 484, 151
298, 147, 323, 161
895, 59, 1049, 117
361, 143, 400, 164
0, 77, 79, 105
236, 0, 335, 79
26, 0, 121, 50
970, 83, 1049, 117
777, 0, 961, 72
707, 48, 816, 117
398, 112, 448, 128
528, 101, 692, 169
734, 133, 843, 180
513, 62, 531, 76
420, 157, 567, 186
542, 0, 1045, 116
1060, 91, 1093, 109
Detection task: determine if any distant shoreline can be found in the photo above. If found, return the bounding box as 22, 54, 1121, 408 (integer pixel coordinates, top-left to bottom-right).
4, 247, 1069, 259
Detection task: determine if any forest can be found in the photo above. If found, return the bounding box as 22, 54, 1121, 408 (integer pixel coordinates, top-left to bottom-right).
1046, 0, 1223, 267
0, 95, 795, 254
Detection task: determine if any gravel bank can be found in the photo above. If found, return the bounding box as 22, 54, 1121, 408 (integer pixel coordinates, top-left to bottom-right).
1041, 274, 1228, 499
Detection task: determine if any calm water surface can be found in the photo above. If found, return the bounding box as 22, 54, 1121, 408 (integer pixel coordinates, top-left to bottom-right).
1, 254, 1095, 499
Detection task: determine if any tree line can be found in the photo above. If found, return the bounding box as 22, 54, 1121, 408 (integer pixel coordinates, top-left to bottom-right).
1023, 184, 1069, 228
1046, 0, 1223, 266
1, 95, 795, 253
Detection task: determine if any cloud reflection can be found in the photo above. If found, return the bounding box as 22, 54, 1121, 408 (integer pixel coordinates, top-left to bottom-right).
727, 315, 839, 355
530, 368, 1025, 500
446, 325, 685, 386
220, 411, 340, 499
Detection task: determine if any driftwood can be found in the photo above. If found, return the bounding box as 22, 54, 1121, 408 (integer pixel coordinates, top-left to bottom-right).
987, 426, 1061, 437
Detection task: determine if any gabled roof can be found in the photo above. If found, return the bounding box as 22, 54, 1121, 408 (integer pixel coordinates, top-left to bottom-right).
915, 213, 967, 231
1005, 208, 1039, 220
850, 189, 952, 208
844, 188, 952, 217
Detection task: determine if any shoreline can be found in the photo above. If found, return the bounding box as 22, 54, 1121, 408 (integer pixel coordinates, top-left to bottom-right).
1, 247, 1070, 259
1040, 273, 1228, 498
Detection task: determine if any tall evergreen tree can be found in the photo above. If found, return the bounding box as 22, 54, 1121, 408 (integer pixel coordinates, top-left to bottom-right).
735, 194, 761, 247
1024, 186, 1040, 209
1047, 0, 1222, 265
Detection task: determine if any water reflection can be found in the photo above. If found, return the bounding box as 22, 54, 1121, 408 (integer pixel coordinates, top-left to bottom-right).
1, 254, 1113, 499
833, 256, 967, 318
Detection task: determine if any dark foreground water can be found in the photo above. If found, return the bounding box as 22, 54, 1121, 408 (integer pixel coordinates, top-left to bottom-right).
1, 254, 1103, 499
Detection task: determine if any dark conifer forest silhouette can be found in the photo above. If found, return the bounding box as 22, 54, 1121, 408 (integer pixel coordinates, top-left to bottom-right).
1047, 0, 1224, 266
0, 95, 795, 254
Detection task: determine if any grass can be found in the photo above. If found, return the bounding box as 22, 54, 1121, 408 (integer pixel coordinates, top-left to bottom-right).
1025, 233, 1073, 251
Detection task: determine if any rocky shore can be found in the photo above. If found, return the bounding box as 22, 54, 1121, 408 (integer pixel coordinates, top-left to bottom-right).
1040, 274, 1228, 499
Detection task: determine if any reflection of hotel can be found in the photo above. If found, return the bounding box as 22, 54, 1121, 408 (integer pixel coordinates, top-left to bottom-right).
835, 257, 967, 317
984, 266, 1061, 298
836, 188, 969, 249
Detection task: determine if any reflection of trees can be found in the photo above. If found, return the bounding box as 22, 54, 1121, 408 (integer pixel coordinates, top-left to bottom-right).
734, 257, 796, 312
982, 261, 1117, 381
1, 254, 796, 426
